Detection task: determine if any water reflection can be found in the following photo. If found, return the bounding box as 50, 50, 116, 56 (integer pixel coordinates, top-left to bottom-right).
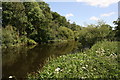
2, 41, 79, 79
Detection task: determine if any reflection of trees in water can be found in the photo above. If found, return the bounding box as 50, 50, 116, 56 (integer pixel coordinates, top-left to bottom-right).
2, 41, 77, 79
2, 46, 31, 79
2, 46, 28, 67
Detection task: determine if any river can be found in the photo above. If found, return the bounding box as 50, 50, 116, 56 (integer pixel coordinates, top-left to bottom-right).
2, 41, 84, 79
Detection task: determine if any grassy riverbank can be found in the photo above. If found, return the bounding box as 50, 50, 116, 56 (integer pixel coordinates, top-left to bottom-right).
28, 41, 120, 79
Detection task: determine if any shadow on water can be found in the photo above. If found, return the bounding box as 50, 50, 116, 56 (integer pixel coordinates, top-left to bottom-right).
2, 41, 82, 79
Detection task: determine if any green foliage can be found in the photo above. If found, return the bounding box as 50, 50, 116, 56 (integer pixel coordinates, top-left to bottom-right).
113, 18, 120, 40
2, 26, 19, 47
38, 2, 53, 20
2, 2, 28, 35
2, 2, 116, 47
90, 41, 120, 55
52, 12, 68, 27
28, 41, 120, 79
78, 24, 112, 46
27, 39, 37, 45
57, 26, 74, 40
23, 2, 45, 42
2, 25, 37, 48
2, 1, 119, 79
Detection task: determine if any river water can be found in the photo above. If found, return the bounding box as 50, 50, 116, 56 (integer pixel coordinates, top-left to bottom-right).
2, 41, 83, 79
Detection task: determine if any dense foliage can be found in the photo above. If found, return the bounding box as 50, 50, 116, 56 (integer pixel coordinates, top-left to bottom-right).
78, 24, 114, 47
113, 18, 120, 40
28, 41, 120, 79
2, 2, 116, 48
2, 2, 78, 46
2, 1, 120, 79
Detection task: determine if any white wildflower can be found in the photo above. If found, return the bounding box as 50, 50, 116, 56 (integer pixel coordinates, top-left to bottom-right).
82, 67, 86, 69
9, 76, 13, 78
110, 53, 117, 58
85, 65, 88, 67
81, 77, 86, 79
55, 67, 61, 72
60, 69, 63, 71
93, 68, 96, 70
95, 51, 99, 53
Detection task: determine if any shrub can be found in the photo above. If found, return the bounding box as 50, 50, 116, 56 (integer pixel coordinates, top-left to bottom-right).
2, 26, 19, 47
57, 26, 74, 40
78, 26, 112, 47
2, 25, 37, 47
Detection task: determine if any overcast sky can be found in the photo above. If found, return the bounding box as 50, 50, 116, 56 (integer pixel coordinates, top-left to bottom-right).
44, 0, 119, 27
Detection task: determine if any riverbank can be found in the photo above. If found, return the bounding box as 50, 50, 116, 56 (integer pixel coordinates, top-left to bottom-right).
28, 41, 120, 79
1, 38, 37, 49
2, 41, 80, 79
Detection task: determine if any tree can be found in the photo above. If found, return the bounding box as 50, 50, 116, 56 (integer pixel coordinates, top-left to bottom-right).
52, 12, 68, 27
58, 26, 74, 40
23, 2, 46, 42
2, 2, 28, 35
38, 2, 52, 20
78, 24, 112, 46
113, 18, 120, 40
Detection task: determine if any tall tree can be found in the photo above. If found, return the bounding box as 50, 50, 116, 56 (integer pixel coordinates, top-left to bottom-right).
23, 2, 46, 42
2, 2, 28, 35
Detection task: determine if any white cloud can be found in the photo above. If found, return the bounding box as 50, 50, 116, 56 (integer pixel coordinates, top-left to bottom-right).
76, 0, 119, 8
89, 16, 99, 21
89, 12, 116, 21
65, 13, 74, 18
100, 12, 115, 17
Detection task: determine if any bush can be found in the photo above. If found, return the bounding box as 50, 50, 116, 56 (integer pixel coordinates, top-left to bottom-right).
78, 26, 112, 47
28, 41, 120, 79
57, 26, 74, 40
2, 26, 19, 47
2, 26, 37, 48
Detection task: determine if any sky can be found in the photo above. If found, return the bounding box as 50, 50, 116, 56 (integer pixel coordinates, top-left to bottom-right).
43, 0, 119, 27
118, 1, 120, 18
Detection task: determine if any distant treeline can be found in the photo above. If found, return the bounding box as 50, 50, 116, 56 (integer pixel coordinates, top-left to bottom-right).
1, 1, 120, 48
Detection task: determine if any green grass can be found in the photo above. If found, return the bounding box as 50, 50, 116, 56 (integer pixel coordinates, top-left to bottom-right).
28, 41, 120, 79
